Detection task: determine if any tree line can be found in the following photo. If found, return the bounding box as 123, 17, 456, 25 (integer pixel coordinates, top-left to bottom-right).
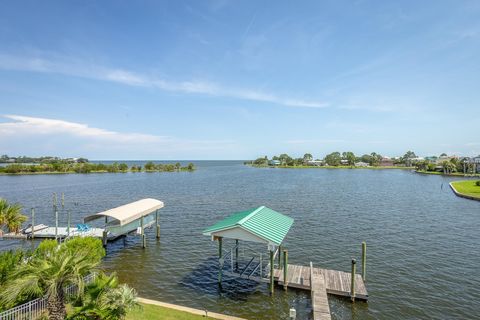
249, 151, 418, 167
0, 155, 88, 164
0, 161, 196, 174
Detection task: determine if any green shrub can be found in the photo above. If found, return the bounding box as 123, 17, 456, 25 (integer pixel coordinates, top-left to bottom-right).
64, 237, 105, 263
476, 180, 480, 186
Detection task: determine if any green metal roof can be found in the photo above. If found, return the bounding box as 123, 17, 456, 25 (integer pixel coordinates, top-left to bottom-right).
202, 206, 294, 245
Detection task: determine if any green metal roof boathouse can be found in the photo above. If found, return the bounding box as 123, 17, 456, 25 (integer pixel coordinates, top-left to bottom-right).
203, 205, 294, 295
203, 206, 294, 246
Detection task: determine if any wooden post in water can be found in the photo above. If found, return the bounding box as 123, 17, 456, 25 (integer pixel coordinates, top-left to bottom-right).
362, 241, 367, 281
235, 239, 239, 271
218, 237, 223, 284
102, 216, 108, 247
350, 259, 356, 302
141, 215, 146, 248
283, 249, 288, 291
67, 210, 71, 237
102, 230, 108, 247
278, 245, 282, 268
61, 193, 64, 208
155, 209, 160, 239
55, 209, 58, 240
270, 249, 274, 295
31, 208, 35, 239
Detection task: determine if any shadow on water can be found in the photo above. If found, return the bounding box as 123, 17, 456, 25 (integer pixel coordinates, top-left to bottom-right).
180, 256, 260, 301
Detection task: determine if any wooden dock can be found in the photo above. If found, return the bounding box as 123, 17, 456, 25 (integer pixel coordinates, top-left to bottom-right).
311, 273, 331, 320
273, 264, 368, 300
271, 263, 368, 320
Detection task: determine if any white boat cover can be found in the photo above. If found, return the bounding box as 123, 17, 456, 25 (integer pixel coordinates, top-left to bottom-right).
84, 198, 164, 226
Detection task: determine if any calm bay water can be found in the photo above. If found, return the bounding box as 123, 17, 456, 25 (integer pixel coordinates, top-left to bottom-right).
1, 161, 479, 319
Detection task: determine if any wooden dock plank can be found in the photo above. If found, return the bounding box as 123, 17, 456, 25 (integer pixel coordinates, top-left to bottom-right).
311, 274, 331, 320
273, 264, 368, 299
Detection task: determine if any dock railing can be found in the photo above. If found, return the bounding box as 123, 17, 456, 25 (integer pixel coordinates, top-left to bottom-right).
0, 273, 97, 320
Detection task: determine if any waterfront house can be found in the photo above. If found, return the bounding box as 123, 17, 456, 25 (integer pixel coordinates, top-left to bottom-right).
269, 160, 281, 166
354, 161, 369, 167
379, 157, 394, 167
306, 160, 325, 166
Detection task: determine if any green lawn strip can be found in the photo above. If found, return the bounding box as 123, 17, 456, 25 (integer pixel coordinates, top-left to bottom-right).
126, 302, 207, 320
451, 180, 480, 199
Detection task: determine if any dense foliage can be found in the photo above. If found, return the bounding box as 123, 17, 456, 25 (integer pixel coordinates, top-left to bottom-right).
0, 155, 88, 164
68, 273, 139, 320
0, 237, 106, 319
0, 162, 196, 174
0, 198, 27, 234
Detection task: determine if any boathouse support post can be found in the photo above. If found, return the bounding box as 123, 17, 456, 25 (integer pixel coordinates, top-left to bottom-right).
141, 215, 146, 248
155, 209, 160, 239
270, 249, 274, 295
235, 239, 239, 271
362, 242, 367, 281
278, 245, 282, 268
218, 237, 223, 284
350, 259, 356, 302
31, 208, 35, 239
283, 249, 288, 291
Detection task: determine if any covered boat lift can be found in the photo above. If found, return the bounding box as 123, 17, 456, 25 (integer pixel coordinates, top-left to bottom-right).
84, 198, 164, 248
203, 206, 294, 294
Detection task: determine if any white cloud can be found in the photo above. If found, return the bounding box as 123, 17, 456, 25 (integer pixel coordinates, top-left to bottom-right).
0, 53, 328, 109
0, 115, 238, 158
0, 114, 164, 143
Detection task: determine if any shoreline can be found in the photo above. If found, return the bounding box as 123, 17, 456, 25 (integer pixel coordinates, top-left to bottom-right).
0, 170, 195, 176
247, 164, 415, 170
449, 181, 480, 201
136, 297, 246, 320
414, 170, 480, 177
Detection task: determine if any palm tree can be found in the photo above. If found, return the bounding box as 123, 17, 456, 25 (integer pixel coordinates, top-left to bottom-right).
442, 161, 456, 174
0, 198, 27, 233
1, 245, 99, 320
69, 273, 139, 320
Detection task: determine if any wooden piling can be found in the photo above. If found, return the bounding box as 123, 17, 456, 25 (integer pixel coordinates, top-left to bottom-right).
67, 210, 71, 237
235, 239, 239, 270
278, 245, 282, 268
361, 242, 367, 281
141, 216, 146, 248
55, 209, 58, 240
155, 209, 160, 239
61, 193, 64, 208
102, 230, 108, 247
270, 250, 274, 295
31, 208, 35, 239
350, 259, 356, 302
283, 249, 288, 291
218, 237, 223, 284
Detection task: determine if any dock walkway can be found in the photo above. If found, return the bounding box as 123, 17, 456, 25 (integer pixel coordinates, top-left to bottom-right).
273, 264, 368, 300
272, 263, 368, 320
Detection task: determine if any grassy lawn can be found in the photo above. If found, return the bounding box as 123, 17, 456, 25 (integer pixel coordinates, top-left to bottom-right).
126, 303, 207, 320
451, 180, 480, 199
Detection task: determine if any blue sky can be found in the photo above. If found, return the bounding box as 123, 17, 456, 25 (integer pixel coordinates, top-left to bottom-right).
0, 1, 479, 160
